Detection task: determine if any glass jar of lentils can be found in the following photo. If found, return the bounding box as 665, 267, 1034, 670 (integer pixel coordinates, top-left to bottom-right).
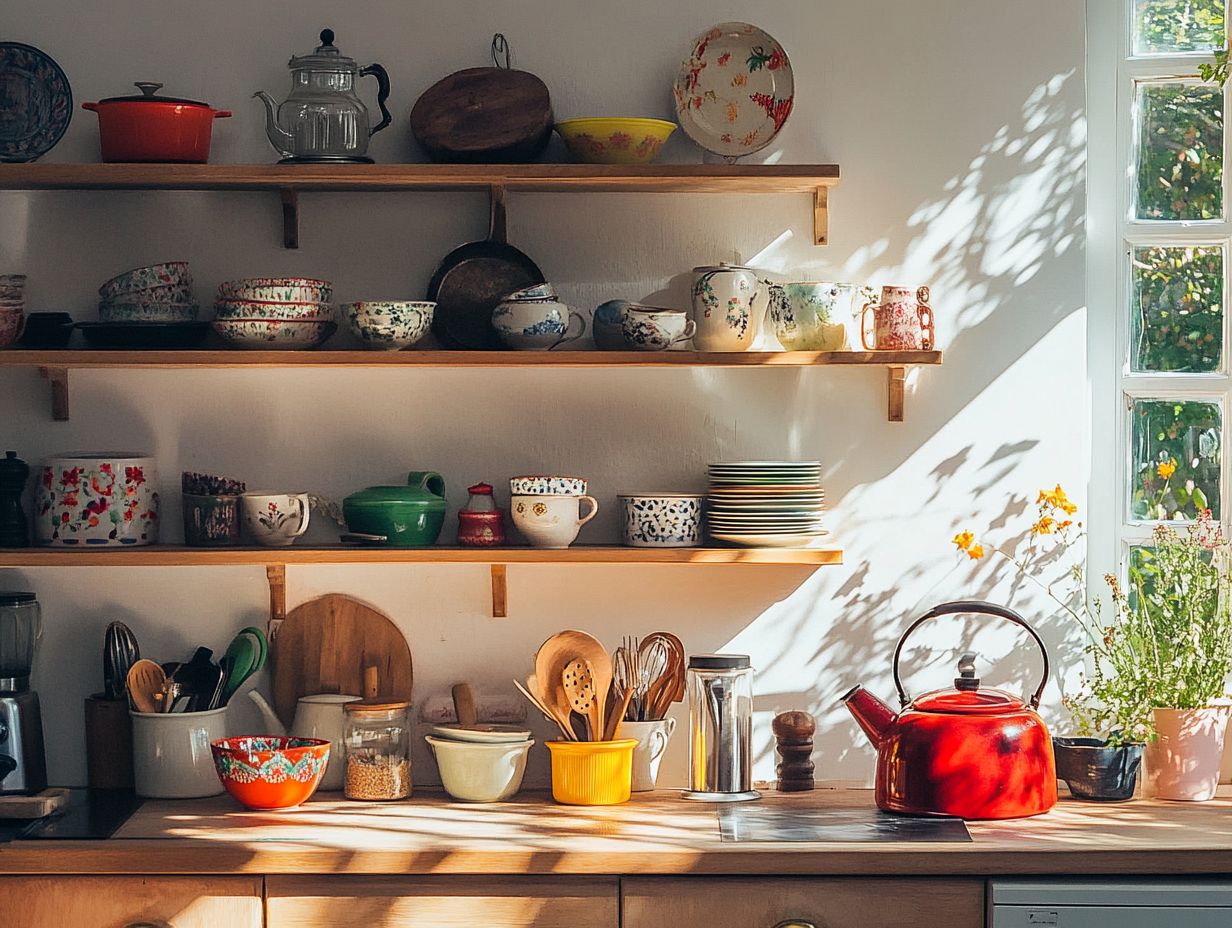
343, 699, 412, 800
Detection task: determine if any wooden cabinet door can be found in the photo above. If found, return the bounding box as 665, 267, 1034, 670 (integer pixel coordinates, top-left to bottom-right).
0, 875, 262, 928
267, 875, 619, 928
622, 877, 985, 928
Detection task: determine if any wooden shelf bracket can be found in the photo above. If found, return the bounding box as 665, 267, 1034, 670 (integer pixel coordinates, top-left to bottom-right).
280, 189, 299, 249
813, 186, 829, 246
491, 564, 508, 618
887, 366, 906, 422
266, 563, 287, 639
38, 366, 69, 421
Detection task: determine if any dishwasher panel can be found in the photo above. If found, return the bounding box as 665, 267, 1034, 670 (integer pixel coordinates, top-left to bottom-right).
992, 880, 1232, 928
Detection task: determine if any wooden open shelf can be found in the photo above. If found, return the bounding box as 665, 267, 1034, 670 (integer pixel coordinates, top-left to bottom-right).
0, 162, 841, 247
0, 545, 841, 619
1, 350, 941, 422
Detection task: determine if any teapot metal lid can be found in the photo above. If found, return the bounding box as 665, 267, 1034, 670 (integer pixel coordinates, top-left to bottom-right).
289, 29, 358, 72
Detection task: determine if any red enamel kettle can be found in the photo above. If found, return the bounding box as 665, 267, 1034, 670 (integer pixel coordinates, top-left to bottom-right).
842, 600, 1057, 820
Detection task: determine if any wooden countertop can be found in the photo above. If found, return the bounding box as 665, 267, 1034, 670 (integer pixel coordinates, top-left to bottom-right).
3, 787, 1231, 877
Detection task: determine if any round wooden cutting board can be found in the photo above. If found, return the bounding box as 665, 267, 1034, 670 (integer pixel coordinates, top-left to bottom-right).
411, 66, 553, 163
271, 594, 413, 727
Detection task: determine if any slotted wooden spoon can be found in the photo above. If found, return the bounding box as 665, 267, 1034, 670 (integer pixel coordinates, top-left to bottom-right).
561, 658, 600, 740
126, 659, 167, 714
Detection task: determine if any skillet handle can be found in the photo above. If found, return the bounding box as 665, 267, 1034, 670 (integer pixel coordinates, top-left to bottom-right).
891, 600, 1050, 709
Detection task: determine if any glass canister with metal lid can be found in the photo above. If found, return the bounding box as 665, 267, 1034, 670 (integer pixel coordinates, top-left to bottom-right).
343, 699, 411, 800
683, 653, 759, 801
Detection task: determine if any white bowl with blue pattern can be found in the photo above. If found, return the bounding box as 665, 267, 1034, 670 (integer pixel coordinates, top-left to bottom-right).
619, 493, 704, 547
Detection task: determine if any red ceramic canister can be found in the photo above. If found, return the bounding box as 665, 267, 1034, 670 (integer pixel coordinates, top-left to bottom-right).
457, 483, 506, 547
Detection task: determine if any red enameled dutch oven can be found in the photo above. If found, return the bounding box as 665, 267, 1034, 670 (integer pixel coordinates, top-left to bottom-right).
82, 81, 231, 163
842, 600, 1058, 820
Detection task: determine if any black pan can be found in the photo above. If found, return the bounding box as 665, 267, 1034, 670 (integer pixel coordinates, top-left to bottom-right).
427, 193, 544, 349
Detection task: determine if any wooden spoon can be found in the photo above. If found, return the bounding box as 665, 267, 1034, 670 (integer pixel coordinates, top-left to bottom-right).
528, 672, 579, 740
604, 684, 635, 741
513, 677, 575, 741
126, 659, 167, 714
561, 659, 599, 740
452, 682, 478, 728
535, 630, 612, 734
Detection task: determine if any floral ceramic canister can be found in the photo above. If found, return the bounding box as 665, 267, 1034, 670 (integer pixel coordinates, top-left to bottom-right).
691, 263, 767, 351
619, 494, 703, 547
35, 453, 159, 546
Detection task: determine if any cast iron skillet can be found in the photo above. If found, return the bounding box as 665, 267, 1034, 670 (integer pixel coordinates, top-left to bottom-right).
427, 196, 544, 349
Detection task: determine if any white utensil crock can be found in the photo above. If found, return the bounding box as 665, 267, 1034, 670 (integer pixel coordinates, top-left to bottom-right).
131, 706, 227, 798
620, 717, 677, 791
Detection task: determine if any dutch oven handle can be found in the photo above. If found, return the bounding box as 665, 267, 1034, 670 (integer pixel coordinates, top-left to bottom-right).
891, 600, 1050, 709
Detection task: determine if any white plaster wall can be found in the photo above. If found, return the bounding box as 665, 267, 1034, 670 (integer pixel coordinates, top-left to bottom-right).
0, 0, 1087, 789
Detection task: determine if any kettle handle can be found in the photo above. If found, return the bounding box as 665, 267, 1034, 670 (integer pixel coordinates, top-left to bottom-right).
360, 63, 392, 136
891, 600, 1050, 709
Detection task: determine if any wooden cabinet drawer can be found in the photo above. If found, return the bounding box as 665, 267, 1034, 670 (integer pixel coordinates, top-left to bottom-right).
622, 877, 984, 928
266, 875, 619, 928
0, 875, 262, 928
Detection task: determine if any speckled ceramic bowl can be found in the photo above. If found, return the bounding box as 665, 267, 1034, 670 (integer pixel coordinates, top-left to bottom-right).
619, 493, 704, 547
0, 309, 24, 348
98, 302, 200, 323
345, 301, 435, 350
509, 475, 588, 496
214, 299, 335, 321
213, 318, 336, 350
100, 283, 194, 306
98, 262, 191, 300
217, 278, 333, 304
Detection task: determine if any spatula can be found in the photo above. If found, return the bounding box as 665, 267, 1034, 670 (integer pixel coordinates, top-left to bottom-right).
126, 659, 167, 714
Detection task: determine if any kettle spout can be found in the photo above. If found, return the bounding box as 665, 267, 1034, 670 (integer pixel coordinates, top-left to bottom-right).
247, 691, 288, 737
253, 91, 294, 157
841, 685, 897, 748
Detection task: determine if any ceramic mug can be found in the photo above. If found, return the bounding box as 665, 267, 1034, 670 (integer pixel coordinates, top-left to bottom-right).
242, 492, 311, 546
621, 306, 696, 351
34, 453, 159, 546
492, 293, 587, 350
131, 706, 227, 798
183, 493, 241, 547
621, 718, 677, 791
771, 282, 874, 351
690, 263, 766, 352
861, 286, 934, 350
511, 493, 599, 548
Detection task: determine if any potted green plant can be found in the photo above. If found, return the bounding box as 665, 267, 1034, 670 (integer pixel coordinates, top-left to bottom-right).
954, 486, 1150, 801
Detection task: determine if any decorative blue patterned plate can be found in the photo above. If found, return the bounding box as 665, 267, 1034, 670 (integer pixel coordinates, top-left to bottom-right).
0, 42, 72, 163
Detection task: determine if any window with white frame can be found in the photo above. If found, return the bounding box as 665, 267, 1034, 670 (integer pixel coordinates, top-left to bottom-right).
1117, 0, 1229, 576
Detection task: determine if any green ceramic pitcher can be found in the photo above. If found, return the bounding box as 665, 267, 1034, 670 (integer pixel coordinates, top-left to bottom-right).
342, 471, 446, 547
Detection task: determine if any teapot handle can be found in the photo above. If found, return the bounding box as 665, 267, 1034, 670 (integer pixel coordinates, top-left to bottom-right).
891, 600, 1050, 709
361, 63, 392, 136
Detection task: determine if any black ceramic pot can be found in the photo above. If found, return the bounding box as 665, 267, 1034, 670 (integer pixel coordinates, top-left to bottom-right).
1054, 736, 1143, 801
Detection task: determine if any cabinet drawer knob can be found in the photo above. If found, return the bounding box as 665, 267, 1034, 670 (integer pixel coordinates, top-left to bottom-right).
773, 922, 818, 928
125, 922, 171, 928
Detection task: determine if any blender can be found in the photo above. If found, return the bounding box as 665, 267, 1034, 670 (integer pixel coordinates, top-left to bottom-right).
0, 591, 47, 794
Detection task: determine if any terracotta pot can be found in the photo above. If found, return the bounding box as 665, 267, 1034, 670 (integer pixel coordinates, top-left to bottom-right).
1145, 705, 1231, 801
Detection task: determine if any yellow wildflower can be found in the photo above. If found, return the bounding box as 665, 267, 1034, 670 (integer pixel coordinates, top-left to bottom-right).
1032, 516, 1055, 536
1057, 520, 1073, 531
967, 544, 985, 560
1157, 459, 1177, 480
1037, 484, 1078, 515
952, 531, 975, 551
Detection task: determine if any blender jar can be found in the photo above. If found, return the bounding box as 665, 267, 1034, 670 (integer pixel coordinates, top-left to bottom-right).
0, 592, 40, 692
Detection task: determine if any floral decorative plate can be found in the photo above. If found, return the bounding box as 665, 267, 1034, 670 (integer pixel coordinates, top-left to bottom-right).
673, 22, 794, 161
0, 42, 72, 163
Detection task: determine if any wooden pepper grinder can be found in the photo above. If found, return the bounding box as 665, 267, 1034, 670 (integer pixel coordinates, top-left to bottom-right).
0, 451, 30, 547
773, 710, 816, 792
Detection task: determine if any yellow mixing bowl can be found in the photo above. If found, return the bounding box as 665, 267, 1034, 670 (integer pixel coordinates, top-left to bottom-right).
555, 118, 677, 165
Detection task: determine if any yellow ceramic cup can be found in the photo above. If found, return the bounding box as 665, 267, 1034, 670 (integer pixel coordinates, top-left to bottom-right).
546, 739, 637, 805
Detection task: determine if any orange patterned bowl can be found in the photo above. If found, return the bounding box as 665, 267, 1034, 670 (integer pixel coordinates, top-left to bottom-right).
555, 118, 676, 165
210, 736, 330, 810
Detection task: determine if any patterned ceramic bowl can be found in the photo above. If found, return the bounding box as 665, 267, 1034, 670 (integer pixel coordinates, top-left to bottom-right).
619, 494, 704, 547
98, 302, 200, 323
0, 309, 24, 348
0, 286, 24, 301
0, 274, 27, 288
214, 299, 336, 321
210, 736, 330, 810
555, 117, 677, 165
345, 301, 434, 350
217, 278, 333, 304
214, 318, 336, 350
510, 475, 588, 496
34, 453, 159, 546
98, 262, 191, 300
100, 283, 195, 306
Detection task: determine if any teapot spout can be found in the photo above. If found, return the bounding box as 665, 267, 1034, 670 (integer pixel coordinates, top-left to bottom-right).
841, 685, 897, 748
253, 91, 294, 157
247, 690, 288, 737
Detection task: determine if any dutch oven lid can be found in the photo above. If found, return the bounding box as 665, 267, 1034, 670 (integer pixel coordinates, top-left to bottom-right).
98, 82, 211, 107
909, 652, 1026, 715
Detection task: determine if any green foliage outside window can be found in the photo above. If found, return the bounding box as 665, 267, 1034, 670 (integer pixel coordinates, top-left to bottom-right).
1131, 245, 1223, 372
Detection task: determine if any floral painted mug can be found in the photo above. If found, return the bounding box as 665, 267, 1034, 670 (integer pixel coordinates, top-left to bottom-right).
241, 492, 311, 547
861, 286, 934, 351
621, 306, 696, 351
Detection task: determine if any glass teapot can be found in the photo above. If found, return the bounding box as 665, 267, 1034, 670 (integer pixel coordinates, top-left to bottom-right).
254, 29, 391, 162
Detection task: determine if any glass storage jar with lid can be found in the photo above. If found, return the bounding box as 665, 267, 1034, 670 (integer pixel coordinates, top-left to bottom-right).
343, 699, 411, 800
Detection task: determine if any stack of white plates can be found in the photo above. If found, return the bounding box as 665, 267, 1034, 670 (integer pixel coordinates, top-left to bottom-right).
705, 461, 826, 547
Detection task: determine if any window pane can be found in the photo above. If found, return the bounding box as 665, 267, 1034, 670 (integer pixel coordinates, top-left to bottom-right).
1131, 398, 1222, 519
1134, 0, 1226, 54
1131, 244, 1224, 372
1135, 82, 1224, 221
1127, 545, 1159, 611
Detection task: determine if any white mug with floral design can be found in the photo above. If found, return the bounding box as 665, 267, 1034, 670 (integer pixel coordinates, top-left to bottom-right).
241, 492, 311, 547
511, 493, 599, 549
690, 263, 767, 351
860, 285, 934, 351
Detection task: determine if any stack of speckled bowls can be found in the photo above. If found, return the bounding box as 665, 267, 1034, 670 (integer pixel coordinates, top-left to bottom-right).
80, 262, 208, 348
213, 277, 336, 350
705, 461, 826, 548
0, 274, 26, 347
